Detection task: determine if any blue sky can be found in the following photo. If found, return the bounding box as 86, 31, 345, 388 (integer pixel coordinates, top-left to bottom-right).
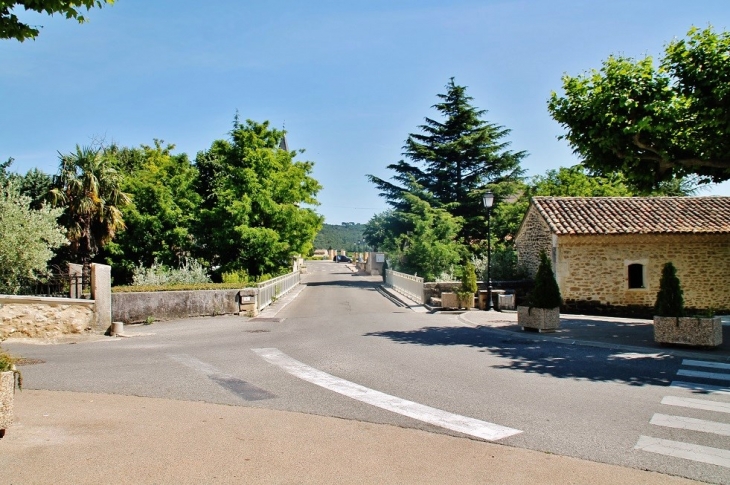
2, 0, 730, 224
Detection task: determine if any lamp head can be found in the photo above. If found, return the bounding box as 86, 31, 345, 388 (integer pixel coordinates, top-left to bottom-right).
482, 192, 494, 208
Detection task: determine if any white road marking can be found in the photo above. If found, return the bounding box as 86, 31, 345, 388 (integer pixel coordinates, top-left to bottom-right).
252, 347, 522, 441
677, 369, 730, 383
169, 354, 221, 376
682, 360, 730, 371
635, 435, 730, 468
661, 396, 730, 414
650, 413, 730, 437
670, 381, 730, 395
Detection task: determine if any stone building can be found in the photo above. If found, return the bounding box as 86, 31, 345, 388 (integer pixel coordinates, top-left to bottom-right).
514, 196, 730, 316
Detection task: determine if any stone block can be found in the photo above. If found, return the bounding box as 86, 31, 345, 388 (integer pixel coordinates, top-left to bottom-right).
0, 371, 14, 431
440, 292, 459, 309
653, 316, 722, 347
91, 263, 112, 333
517, 306, 560, 332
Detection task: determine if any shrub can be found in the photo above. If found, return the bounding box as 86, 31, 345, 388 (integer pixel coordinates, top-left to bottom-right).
222, 269, 249, 285
132, 258, 211, 286
0, 184, 67, 294
456, 260, 478, 307
654, 262, 684, 317
528, 251, 562, 309
0, 349, 22, 390
112, 282, 249, 293
473, 249, 529, 282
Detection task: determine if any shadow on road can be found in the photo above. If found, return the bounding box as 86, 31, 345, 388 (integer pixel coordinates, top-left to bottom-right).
306, 280, 380, 290
364, 325, 676, 387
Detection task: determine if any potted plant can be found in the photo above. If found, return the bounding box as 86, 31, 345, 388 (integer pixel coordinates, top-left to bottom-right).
455, 260, 478, 309
653, 262, 722, 347
0, 348, 22, 438
518, 251, 561, 332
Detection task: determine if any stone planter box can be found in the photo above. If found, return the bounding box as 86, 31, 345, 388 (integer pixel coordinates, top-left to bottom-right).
517, 306, 560, 332
440, 292, 474, 309
653, 316, 723, 347
0, 370, 14, 435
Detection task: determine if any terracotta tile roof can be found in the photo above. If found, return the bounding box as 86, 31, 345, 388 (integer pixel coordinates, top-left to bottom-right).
531, 196, 730, 235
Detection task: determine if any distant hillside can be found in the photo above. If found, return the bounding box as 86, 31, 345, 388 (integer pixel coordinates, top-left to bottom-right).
314, 223, 367, 251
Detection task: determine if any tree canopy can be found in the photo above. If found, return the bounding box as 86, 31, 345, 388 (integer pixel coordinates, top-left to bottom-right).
548, 26, 730, 192
101, 141, 202, 283
194, 118, 323, 277
369, 78, 525, 244
1, 0, 114, 41
0, 182, 67, 293
313, 223, 366, 252
50, 145, 131, 266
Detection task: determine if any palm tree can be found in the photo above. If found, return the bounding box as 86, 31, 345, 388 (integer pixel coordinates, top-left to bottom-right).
51, 145, 131, 268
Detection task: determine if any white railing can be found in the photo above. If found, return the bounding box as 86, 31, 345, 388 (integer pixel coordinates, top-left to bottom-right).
385, 269, 425, 304
256, 271, 301, 311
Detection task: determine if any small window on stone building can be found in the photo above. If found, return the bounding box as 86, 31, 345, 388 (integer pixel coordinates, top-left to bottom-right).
628, 263, 644, 289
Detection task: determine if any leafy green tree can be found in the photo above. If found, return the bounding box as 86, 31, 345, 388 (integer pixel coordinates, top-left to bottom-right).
194, 119, 323, 277
548, 26, 730, 192
0, 183, 67, 293
50, 145, 131, 267
1, 0, 114, 41
374, 187, 464, 282
363, 210, 404, 252
17, 168, 52, 209
101, 141, 202, 284
369, 78, 525, 243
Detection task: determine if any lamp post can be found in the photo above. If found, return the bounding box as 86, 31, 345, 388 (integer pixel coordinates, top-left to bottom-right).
483, 191, 495, 311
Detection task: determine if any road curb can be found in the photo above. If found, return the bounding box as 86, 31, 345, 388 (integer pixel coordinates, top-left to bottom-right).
457, 313, 730, 363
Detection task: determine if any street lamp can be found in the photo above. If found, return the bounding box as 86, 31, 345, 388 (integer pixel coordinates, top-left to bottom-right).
483, 192, 495, 311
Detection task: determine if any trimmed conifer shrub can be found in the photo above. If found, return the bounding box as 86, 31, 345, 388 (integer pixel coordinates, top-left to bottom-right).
456, 260, 478, 308
654, 262, 684, 317
461, 260, 478, 295
529, 251, 562, 309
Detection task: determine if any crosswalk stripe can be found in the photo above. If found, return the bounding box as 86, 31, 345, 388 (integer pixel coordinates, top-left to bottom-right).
670, 381, 730, 395
635, 435, 730, 468
661, 396, 730, 414
677, 369, 730, 383
650, 413, 730, 437
252, 347, 522, 442
682, 360, 730, 371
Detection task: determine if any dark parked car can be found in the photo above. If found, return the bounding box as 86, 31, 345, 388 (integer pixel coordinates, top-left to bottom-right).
335, 255, 352, 263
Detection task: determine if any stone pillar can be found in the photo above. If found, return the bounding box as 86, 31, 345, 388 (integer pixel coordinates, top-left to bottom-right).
91, 263, 112, 333
239, 288, 258, 317
68, 263, 83, 299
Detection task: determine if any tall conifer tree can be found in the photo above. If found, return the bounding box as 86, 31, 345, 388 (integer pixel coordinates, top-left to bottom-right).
368, 78, 525, 244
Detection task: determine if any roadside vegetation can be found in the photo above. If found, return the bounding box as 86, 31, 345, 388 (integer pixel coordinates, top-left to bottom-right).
365, 26, 724, 281
2, 26, 726, 292
1, 118, 322, 292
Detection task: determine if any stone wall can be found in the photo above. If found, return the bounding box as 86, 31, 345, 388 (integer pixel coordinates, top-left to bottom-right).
112, 289, 242, 324
0, 296, 95, 340
515, 206, 553, 277
556, 233, 730, 314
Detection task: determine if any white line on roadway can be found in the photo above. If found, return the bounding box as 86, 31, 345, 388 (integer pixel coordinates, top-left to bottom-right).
635, 435, 730, 468
169, 354, 221, 376
661, 396, 730, 414
670, 381, 730, 395
677, 369, 730, 383
252, 347, 522, 441
650, 413, 730, 437
682, 360, 730, 371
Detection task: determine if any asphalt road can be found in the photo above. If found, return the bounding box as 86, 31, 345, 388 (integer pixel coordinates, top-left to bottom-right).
5, 261, 730, 484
